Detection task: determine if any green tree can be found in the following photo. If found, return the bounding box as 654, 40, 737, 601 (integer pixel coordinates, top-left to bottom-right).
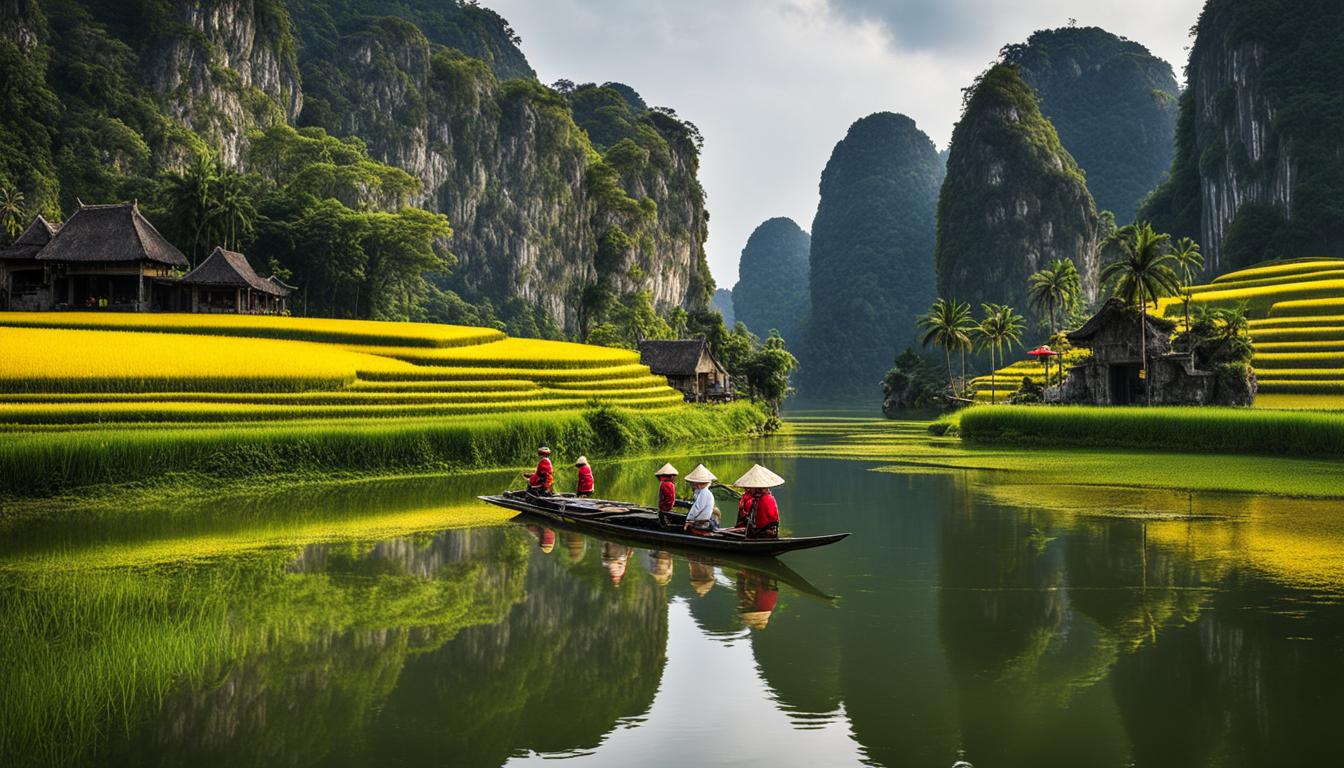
742, 331, 799, 415
1100, 222, 1180, 402
1171, 237, 1205, 355
917, 298, 974, 392
1026, 259, 1081, 385
212, 168, 258, 252
974, 303, 1026, 404
159, 157, 218, 267
0, 187, 25, 243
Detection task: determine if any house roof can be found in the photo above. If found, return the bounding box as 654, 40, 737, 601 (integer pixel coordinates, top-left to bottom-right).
1067, 298, 1176, 344
0, 215, 58, 261
180, 246, 286, 295
638, 339, 726, 376
265, 275, 296, 296
36, 202, 188, 267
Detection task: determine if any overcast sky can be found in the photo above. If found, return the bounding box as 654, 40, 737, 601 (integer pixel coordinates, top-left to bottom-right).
489, 0, 1206, 288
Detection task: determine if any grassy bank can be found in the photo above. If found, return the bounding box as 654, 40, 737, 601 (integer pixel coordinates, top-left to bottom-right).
0, 402, 769, 498
957, 405, 1344, 457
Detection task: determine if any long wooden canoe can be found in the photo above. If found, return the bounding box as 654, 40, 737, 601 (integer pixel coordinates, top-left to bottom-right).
478, 491, 849, 557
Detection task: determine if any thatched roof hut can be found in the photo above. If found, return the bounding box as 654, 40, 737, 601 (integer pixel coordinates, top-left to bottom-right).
180, 247, 286, 295
36, 202, 187, 268
637, 339, 731, 402
0, 215, 58, 261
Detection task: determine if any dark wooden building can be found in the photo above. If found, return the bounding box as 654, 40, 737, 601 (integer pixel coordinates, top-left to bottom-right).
171, 246, 290, 314
0, 215, 58, 310
36, 202, 189, 310
1054, 298, 1254, 406
638, 339, 732, 402
0, 202, 291, 315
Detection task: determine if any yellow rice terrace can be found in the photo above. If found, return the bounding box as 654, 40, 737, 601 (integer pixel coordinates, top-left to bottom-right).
0, 314, 769, 496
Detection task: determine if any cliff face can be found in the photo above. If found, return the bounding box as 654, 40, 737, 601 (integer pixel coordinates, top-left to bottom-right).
802, 113, 945, 400
1003, 26, 1178, 224
1141, 0, 1344, 274
294, 24, 709, 332
732, 217, 809, 344
145, 0, 303, 167
936, 64, 1100, 322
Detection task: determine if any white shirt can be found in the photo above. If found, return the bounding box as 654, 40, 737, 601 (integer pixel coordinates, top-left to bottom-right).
686, 487, 715, 524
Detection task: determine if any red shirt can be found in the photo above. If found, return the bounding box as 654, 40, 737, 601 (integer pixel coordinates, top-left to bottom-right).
529, 458, 553, 491
576, 465, 594, 494
658, 480, 677, 512
736, 494, 754, 528
747, 491, 778, 530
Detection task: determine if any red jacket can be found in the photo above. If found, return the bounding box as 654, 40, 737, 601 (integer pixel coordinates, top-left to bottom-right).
743, 490, 778, 535
576, 465, 594, 494
529, 458, 553, 491
658, 480, 677, 512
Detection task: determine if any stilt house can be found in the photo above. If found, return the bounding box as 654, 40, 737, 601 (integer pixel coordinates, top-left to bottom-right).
36, 202, 188, 310
174, 246, 290, 314
637, 339, 732, 403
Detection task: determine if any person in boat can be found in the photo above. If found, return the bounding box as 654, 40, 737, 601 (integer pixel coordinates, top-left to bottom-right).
574, 455, 594, 497
523, 445, 554, 495
682, 464, 719, 535
655, 463, 679, 526
730, 464, 784, 539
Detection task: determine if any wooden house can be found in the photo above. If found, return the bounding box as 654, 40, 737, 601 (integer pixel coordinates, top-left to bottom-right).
35, 202, 189, 311
173, 246, 290, 314
0, 215, 58, 310
1054, 298, 1253, 406
638, 339, 732, 402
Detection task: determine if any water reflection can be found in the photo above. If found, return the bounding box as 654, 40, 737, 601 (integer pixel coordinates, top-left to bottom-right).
5, 447, 1344, 767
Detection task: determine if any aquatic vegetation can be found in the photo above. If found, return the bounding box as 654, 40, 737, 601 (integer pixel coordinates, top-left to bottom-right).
958, 405, 1344, 457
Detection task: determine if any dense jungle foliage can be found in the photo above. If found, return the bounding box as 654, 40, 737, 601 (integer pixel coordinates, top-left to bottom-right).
800, 112, 945, 400
1002, 26, 1178, 224
732, 217, 810, 345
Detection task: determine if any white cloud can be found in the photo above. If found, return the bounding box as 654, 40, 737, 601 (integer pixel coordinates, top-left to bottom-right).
487, 0, 1204, 287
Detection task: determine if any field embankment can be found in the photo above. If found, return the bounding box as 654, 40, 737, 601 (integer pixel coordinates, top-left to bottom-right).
0, 314, 768, 497
958, 405, 1344, 457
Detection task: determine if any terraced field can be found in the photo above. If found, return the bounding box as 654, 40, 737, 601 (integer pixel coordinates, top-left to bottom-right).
0, 313, 771, 495
971, 258, 1344, 408
0, 313, 685, 421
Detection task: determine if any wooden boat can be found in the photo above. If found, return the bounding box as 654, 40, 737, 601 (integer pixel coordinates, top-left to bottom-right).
478, 490, 850, 557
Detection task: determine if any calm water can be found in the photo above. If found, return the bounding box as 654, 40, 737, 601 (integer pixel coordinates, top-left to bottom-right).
4, 429, 1344, 767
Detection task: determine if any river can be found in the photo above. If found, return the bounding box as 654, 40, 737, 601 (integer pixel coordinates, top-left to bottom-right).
2, 418, 1342, 767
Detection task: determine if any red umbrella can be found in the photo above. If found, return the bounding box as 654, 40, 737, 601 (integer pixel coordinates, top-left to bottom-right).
1027, 346, 1058, 387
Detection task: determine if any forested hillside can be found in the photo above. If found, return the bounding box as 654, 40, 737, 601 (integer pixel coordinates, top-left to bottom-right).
732, 217, 809, 344
801, 113, 944, 400
1003, 26, 1178, 224
0, 0, 712, 339
1140, 0, 1344, 275
936, 65, 1100, 326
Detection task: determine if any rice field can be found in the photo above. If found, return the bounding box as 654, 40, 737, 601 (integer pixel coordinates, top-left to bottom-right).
0, 313, 759, 495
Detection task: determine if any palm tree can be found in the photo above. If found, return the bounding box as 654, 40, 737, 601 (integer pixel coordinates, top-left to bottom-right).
974, 303, 1025, 404
160, 157, 218, 266
0, 187, 26, 243
1099, 222, 1180, 404
1026, 258, 1081, 385
918, 298, 973, 392
212, 168, 257, 251
1171, 237, 1204, 356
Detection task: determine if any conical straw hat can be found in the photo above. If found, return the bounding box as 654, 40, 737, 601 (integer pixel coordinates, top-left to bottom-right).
733, 464, 784, 489
655, 462, 679, 476
741, 610, 772, 630
574, 456, 589, 466
684, 464, 717, 484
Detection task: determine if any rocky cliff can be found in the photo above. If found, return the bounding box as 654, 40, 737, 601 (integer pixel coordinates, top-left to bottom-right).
936, 64, 1100, 322
1002, 26, 1178, 224
802, 113, 945, 400
0, 0, 711, 335
1140, 0, 1344, 274
732, 217, 810, 344
290, 20, 709, 332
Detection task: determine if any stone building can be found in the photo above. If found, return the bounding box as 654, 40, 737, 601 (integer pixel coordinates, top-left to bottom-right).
1052, 299, 1255, 406
637, 339, 732, 403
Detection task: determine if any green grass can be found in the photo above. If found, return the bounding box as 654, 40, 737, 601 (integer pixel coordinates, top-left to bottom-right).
958, 405, 1344, 457
0, 402, 769, 497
